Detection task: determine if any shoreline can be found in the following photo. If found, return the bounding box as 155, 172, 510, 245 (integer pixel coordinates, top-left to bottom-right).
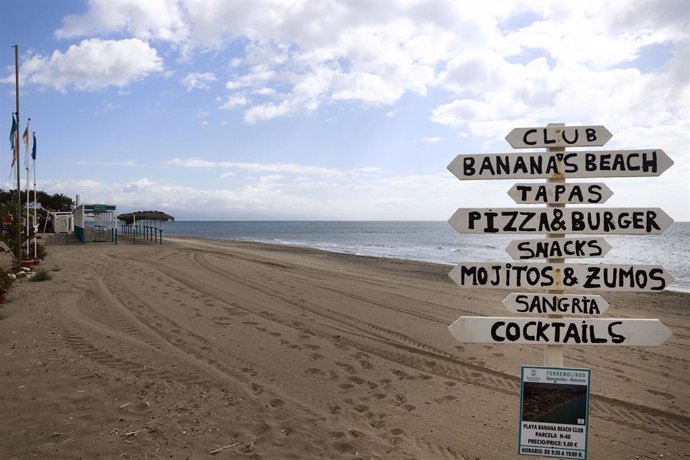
165, 234, 690, 294
1, 236, 687, 458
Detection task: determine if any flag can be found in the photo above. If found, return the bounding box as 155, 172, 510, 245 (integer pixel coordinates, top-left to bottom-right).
32, 132, 36, 160
22, 124, 29, 149
23, 119, 30, 170
9, 114, 17, 166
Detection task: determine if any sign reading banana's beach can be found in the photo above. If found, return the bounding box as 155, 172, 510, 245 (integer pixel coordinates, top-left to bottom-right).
445, 123, 675, 459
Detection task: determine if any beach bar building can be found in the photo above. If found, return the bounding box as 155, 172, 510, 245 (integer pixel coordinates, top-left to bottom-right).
74, 203, 117, 243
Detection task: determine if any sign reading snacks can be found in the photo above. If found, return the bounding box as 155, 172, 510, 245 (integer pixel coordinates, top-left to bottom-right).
519, 366, 591, 459
505, 238, 612, 260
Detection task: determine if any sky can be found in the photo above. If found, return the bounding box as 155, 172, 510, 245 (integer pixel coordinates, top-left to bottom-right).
1, 0, 688, 221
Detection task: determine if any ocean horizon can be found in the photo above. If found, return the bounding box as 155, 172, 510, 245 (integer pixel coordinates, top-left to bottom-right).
162, 220, 690, 293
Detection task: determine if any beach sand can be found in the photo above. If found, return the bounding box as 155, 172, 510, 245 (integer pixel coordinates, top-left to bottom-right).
0, 236, 688, 459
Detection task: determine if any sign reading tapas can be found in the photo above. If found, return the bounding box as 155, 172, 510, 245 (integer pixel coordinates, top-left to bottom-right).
507, 183, 613, 205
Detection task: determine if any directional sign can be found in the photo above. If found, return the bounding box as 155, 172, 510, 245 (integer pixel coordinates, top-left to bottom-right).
505, 125, 612, 149
448, 317, 672, 346
449, 208, 673, 235
449, 262, 673, 292
503, 293, 609, 316
507, 183, 613, 204
506, 237, 612, 260
447, 149, 674, 180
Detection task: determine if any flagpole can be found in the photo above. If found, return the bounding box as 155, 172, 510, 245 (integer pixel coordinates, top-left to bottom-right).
13, 45, 21, 267
24, 118, 30, 258
33, 134, 37, 259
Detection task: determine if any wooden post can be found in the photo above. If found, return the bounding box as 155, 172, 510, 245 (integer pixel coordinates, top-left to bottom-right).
545, 123, 565, 367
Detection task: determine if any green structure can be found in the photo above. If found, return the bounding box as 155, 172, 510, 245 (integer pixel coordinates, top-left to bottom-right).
74, 203, 117, 243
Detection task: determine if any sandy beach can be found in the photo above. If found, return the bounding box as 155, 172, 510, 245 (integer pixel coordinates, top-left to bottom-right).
0, 235, 688, 459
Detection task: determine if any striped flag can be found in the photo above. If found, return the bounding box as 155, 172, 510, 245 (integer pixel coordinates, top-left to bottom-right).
32, 132, 36, 160
23, 119, 30, 170
9, 114, 17, 166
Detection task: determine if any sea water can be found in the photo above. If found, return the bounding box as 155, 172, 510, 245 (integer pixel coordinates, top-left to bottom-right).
163, 221, 690, 293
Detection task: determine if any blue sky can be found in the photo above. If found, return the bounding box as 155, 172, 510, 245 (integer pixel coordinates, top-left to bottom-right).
1, 0, 688, 220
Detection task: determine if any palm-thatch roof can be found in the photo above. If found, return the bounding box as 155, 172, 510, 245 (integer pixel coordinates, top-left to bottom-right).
117, 210, 175, 224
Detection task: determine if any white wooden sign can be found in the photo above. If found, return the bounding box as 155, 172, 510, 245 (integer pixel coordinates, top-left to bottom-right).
506, 237, 612, 260
448, 317, 672, 346
448, 149, 674, 180
503, 293, 609, 316
449, 208, 673, 235
505, 125, 612, 149
507, 183, 613, 204
449, 262, 672, 292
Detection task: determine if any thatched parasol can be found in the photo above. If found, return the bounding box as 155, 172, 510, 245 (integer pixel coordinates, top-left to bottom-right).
117, 210, 175, 225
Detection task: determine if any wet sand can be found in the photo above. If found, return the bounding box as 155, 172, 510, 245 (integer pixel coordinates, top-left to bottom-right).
1, 235, 688, 458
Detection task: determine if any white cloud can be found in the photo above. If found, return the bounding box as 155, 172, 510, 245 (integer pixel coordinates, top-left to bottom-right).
181, 72, 216, 90
168, 157, 349, 177
46, 0, 689, 128
56, 0, 188, 43
420, 137, 443, 144
218, 95, 248, 110
19, 39, 163, 91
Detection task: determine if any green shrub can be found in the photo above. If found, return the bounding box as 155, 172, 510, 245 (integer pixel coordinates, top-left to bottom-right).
31, 269, 52, 282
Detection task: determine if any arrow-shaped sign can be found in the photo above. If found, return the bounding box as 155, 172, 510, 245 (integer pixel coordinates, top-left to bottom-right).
447, 149, 674, 180
507, 182, 613, 204
505, 125, 613, 149
449, 207, 673, 235
448, 317, 671, 346
449, 262, 673, 292
502, 293, 609, 316
505, 237, 612, 260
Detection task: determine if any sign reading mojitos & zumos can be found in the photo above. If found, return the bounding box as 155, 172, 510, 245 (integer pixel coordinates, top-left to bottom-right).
446, 124, 674, 349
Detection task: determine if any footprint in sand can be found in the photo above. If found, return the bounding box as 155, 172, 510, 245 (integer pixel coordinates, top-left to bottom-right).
354, 404, 369, 413
328, 405, 342, 415
268, 398, 284, 408
335, 362, 356, 374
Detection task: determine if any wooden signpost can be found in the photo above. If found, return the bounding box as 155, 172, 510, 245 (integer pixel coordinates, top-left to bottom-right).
505, 238, 612, 260
447, 149, 674, 180
449, 262, 672, 292
448, 207, 673, 235
507, 183, 614, 204
445, 123, 674, 459
502, 293, 609, 316
505, 126, 612, 149
448, 317, 672, 346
